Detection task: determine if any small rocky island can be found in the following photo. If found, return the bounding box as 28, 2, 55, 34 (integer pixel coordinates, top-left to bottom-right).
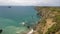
8, 6, 11, 8
32, 6, 60, 34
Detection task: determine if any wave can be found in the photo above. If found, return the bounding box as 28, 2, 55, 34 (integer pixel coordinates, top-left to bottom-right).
27, 29, 34, 34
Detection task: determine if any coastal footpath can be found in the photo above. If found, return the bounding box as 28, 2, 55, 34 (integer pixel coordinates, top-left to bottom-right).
33, 7, 60, 34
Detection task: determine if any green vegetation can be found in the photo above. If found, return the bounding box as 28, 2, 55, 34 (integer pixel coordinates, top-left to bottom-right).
35, 7, 60, 12
35, 7, 60, 34
46, 15, 60, 34
41, 19, 46, 26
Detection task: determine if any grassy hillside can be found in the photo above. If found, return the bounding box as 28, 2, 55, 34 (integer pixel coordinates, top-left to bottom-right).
34, 7, 60, 34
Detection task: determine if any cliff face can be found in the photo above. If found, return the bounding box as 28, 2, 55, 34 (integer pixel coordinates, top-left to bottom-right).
33, 7, 60, 34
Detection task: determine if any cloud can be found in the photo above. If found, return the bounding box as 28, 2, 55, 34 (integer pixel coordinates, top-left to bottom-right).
0, 0, 60, 6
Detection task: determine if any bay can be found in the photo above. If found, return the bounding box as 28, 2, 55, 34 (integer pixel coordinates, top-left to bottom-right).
0, 6, 40, 34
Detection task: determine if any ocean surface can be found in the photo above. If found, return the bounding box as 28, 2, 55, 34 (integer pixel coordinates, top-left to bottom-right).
0, 6, 40, 34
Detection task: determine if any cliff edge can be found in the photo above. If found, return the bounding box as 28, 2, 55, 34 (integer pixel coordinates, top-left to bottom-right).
33, 7, 60, 34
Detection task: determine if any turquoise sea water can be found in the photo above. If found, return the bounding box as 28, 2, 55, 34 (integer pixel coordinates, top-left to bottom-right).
0, 6, 40, 34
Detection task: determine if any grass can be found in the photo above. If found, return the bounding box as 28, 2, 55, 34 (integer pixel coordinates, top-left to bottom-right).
45, 15, 60, 34
35, 7, 60, 34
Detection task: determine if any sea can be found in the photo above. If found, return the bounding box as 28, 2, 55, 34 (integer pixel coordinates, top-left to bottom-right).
0, 6, 40, 34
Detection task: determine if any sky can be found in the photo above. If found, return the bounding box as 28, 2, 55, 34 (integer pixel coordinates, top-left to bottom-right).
0, 0, 60, 6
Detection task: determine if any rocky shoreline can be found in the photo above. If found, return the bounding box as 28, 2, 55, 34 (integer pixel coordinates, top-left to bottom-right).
32, 7, 60, 34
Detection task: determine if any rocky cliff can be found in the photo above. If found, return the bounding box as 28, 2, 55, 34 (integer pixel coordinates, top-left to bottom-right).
33, 7, 60, 34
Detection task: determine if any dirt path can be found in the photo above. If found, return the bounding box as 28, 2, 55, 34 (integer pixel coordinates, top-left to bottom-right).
42, 18, 56, 34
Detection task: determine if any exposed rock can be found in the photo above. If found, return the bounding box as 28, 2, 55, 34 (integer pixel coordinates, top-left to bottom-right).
0, 29, 3, 33
33, 7, 60, 34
